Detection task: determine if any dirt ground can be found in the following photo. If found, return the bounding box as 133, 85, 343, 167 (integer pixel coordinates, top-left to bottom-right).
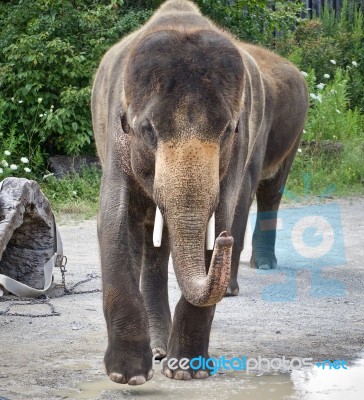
0, 197, 363, 400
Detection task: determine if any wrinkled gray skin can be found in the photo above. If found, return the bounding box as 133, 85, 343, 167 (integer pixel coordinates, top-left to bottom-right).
92, 0, 308, 385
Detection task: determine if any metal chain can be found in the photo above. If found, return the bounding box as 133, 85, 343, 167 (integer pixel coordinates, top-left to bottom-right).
0, 262, 101, 318
60, 272, 102, 296
59, 256, 68, 288
56, 256, 101, 296
0, 297, 60, 318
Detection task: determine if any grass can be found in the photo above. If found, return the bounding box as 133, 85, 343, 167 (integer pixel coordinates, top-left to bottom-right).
40, 166, 101, 220
286, 137, 364, 199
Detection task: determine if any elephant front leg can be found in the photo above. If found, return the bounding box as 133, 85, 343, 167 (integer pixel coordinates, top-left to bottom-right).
103, 283, 153, 385
99, 189, 153, 385
161, 296, 215, 380
141, 224, 171, 360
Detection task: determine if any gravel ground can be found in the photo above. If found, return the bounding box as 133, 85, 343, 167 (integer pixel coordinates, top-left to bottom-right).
0, 197, 363, 400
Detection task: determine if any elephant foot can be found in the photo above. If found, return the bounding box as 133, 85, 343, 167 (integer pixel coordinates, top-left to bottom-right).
109, 370, 153, 385
104, 339, 153, 385
161, 355, 210, 380
162, 296, 214, 380
225, 279, 239, 296
152, 346, 167, 359
250, 253, 277, 270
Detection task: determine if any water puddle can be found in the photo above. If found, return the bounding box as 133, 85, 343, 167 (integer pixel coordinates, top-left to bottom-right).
291, 357, 364, 400
70, 357, 364, 400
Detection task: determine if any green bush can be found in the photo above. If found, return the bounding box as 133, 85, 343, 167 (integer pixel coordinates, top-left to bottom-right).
286, 67, 364, 196
0, 0, 151, 175
276, 0, 364, 111
304, 68, 363, 142
0, 0, 363, 202
195, 0, 303, 44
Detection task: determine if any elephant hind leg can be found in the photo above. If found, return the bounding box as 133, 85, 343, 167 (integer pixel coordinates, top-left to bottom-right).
251, 143, 300, 270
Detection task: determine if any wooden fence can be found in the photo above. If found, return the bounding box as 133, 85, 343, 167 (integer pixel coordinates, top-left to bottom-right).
225, 0, 363, 17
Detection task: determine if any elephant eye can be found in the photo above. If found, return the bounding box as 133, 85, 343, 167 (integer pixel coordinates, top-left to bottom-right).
221, 123, 234, 143
120, 113, 130, 134
141, 120, 157, 147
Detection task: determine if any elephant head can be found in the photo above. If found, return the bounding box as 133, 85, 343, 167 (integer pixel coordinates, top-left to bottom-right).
122, 30, 244, 306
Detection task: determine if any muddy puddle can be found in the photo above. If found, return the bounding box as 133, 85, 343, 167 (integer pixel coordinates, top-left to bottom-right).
69, 357, 364, 400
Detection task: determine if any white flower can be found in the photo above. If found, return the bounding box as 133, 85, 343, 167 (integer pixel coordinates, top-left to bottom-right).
316, 83, 325, 90
310, 93, 322, 102
18, 100, 23, 104
11, 97, 15, 102
24, 167, 31, 173
43, 172, 54, 179
37, 97, 43, 103
352, 61, 358, 67
20, 157, 29, 163
336, 109, 341, 114
0, 168, 3, 174
10, 164, 18, 170
51, 105, 54, 109
301, 71, 308, 77
1, 160, 8, 167
303, 129, 306, 134
72, 191, 77, 196
330, 59, 336, 65
324, 74, 330, 79
298, 148, 302, 153
4, 150, 11, 156
39, 114, 44, 117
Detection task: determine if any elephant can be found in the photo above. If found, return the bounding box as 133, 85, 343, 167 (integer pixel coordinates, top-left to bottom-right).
91, 0, 308, 385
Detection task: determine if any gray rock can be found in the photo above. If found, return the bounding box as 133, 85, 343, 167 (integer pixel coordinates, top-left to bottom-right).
301, 140, 344, 155
48, 155, 101, 178
0, 178, 60, 290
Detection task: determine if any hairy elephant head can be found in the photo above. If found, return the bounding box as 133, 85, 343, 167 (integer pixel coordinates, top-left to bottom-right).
122, 29, 244, 306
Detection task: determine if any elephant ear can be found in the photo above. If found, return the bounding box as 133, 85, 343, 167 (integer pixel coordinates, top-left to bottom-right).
114, 118, 132, 177
110, 85, 133, 176
239, 50, 268, 177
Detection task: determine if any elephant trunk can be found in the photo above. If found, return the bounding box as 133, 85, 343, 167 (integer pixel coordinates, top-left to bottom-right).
154, 138, 233, 307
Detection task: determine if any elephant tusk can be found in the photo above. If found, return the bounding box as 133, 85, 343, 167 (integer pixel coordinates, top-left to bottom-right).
153, 207, 163, 247
206, 213, 215, 250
